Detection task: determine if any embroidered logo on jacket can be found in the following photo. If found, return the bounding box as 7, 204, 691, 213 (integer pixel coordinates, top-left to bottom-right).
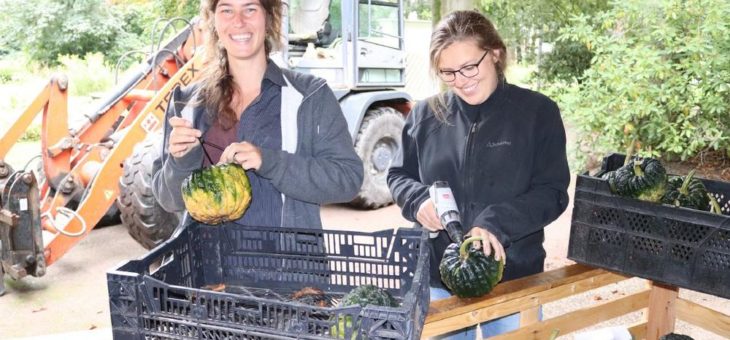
486, 141, 512, 148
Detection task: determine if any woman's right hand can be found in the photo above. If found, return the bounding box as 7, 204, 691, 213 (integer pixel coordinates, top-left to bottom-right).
167, 116, 202, 159
416, 198, 443, 232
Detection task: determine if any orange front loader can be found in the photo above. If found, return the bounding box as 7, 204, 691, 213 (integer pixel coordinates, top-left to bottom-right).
0, 21, 202, 295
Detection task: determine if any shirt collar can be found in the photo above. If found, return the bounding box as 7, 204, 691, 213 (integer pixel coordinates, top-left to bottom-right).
263, 59, 286, 87
452, 80, 508, 121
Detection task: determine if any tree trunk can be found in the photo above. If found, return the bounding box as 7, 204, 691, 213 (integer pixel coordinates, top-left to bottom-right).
441, 0, 477, 14
432, 0, 441, 27
433, 0, 476, 25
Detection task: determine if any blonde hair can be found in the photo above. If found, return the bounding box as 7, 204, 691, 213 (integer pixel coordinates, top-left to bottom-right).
428, 11, 507, 122
196, 0, 283, 129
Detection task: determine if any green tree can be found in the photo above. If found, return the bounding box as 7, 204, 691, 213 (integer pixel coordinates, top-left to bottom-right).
0, 0, 128, 66
557, 0, 730, 165
404, 0, 432, 20
478, 0, 609, 81
155, 0, 199, 19
0, 0, 198, 66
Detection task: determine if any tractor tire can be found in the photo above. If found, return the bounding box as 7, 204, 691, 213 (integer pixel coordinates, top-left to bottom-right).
118, 133, 180, 249
350, 107, 405, 209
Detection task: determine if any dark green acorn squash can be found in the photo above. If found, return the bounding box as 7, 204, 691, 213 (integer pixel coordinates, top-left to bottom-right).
661, 169, 710, 211
439, 236, 504, 298
659, 333, 694, 340
181, 163, 251, 224
332, 285, 398, 339
610, 158, 668, 202
601, 170, 620, 193
339, 285, 398, 308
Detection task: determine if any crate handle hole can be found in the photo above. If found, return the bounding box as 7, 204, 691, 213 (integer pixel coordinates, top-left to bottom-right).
148, 251, 175, 275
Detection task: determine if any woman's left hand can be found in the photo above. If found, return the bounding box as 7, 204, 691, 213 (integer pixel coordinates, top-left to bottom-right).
467, 227, 506, 263
218, 141, 262, 170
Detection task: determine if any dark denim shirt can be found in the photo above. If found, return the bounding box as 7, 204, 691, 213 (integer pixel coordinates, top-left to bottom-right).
202, 61, 285, 227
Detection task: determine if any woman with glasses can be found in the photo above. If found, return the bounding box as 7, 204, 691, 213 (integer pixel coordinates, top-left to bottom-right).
153, 0, 363, 229
388, 10, 570, 339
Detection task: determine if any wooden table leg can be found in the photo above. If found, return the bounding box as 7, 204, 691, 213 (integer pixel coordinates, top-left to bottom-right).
520, 306, 540, 327
645, 282, 678, 339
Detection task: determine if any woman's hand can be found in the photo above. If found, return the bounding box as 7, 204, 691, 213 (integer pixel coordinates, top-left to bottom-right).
218, 141, 262, 170
467, 227, 506, 262
416, 198, 443, 232
168, 116, 201, 159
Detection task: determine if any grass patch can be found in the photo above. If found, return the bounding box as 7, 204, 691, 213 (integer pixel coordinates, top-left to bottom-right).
57, 53, 114, 96
0, 53, 38, 84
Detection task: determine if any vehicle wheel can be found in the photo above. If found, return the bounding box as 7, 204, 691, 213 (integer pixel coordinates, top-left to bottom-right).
118, 133, 180, 249
350, 107, 404, 209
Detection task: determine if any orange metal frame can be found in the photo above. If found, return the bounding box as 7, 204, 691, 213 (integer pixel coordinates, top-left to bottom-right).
0, 30, 203, 268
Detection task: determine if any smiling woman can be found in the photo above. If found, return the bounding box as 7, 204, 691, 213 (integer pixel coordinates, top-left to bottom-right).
387, 10, 570, 340
151, 0, 363, 229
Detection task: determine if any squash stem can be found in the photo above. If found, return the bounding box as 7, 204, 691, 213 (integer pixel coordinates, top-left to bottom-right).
679, 169, 697, 196
633, 159, 645, 177
623, 138, 637, 166
708, 193, 723, 215
459, 236, 483, 259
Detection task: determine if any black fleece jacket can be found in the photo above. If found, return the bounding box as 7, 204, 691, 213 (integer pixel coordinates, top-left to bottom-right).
387, 82, 570, 288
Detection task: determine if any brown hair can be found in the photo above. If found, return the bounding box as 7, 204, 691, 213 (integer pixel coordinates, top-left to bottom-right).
196, 0, 283, 129
428, 11, 508, 122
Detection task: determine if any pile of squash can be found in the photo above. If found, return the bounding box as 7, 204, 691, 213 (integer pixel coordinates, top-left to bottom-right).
601, 156, 722, 213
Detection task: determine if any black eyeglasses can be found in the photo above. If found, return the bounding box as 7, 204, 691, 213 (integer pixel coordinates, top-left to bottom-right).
437, 50, 490, 82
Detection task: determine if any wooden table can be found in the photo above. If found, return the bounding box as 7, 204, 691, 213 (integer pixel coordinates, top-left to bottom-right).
423, 264, 730, 339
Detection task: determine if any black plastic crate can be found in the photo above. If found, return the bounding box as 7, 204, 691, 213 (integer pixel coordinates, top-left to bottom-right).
108, 222, 429, 340
568, 153, 730, 299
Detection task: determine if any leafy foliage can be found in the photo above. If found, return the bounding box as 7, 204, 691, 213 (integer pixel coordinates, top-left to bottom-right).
556, 0, 730, 167
0, 0, 127, 66
59, 53, 113, 96
19, 126, 41, 142
405, 0, 433, 20
0, 0, 198, 67
154, 0, 199, 20
539, 40, 593, 83
478, 0, 610, 62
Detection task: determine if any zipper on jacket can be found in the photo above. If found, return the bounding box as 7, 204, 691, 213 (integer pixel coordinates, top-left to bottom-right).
461, 119, 480, 223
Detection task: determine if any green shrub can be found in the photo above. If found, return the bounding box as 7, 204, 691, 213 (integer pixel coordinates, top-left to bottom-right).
4, 0, 128, 66
155, 0, 199, 20
538, 39, 594, 83
554, 0, 730, 168
19, 125, 41, 142
0, 67, 11, 83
